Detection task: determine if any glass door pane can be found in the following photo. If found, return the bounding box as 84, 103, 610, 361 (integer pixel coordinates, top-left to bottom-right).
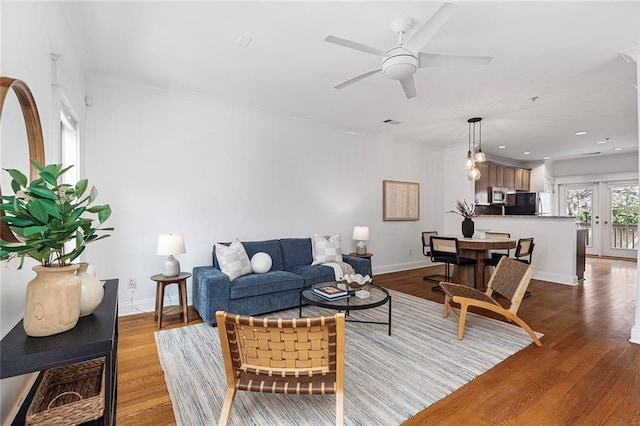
604, 184, 638, 257
564, 186, 593, 246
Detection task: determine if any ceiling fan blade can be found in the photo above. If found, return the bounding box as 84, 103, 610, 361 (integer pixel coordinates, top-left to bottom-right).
334, 69, 382, 90
399, 76, 417, 99
404, 2, 458, 54
324, 35, 384, 56
419, 52, 493, 68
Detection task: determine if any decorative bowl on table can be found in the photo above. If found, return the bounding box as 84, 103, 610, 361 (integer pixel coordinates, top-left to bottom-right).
343, 273, 372, 289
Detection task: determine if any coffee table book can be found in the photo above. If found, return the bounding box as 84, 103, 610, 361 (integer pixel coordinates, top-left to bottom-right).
313, 285, 348, 299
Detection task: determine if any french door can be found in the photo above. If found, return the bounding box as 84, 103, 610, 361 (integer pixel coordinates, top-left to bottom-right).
560, 182, 638, 258
560, 184, 598, 255
602, 183, 638, 258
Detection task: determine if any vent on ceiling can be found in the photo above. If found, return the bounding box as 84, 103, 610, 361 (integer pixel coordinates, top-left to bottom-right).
382, 119, 401, 125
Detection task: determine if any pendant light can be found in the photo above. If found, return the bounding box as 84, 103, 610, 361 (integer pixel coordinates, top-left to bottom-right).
465, 117, 481, 181
464, 120, 474, 170
474, 118, 486, 162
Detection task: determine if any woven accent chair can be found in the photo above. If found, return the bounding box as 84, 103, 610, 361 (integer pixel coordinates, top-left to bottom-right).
215, 311, 346, 426
439, 256, 541, 347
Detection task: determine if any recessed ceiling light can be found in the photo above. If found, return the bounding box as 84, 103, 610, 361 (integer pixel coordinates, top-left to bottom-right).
613, 147, 623, 151
522, 151, 531, 155
595, 140, 607, 144
543, 156, 550, 160
497, 145, 506, 149
575, 131, 588, 136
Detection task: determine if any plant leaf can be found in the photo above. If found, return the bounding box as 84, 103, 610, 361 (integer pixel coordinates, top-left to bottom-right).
28, 184, 58, 200
5, 169, 28, 187
75, 179, 88, 199
88, 186, 98, 203
98, 205, 112, 223
23, 226, 48, 236
39, 171, 57, 186
27, 199, 49, 223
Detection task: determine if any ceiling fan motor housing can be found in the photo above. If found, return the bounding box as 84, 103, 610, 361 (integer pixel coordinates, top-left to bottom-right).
382, 47, 419, 80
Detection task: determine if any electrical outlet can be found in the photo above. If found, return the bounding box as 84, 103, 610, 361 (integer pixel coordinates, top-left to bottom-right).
128, 278, 136, 289
409, 248, 412, 255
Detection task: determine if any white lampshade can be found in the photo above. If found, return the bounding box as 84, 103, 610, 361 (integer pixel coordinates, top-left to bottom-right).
352, 226, 369, 241
157, 234, 186, 277
157, 234, 186, 256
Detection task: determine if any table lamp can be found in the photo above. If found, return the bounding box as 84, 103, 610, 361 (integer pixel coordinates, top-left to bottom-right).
157, 234, 186, 277
352, 226, 369, 255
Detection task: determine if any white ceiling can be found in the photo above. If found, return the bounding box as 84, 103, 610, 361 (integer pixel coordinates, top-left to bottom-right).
60, 1, 640, 162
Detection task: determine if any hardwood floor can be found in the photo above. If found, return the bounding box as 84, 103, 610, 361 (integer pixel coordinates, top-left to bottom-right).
117, 258, 640, 425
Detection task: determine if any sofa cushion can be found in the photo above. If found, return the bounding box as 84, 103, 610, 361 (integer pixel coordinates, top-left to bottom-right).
215, 239, 252, 281
242, 239, 285, 271
280, 238, 314, 269
229, 271, 304, 299
287, 264, 335, 286
311, 234, 343, 265
213, 239, 285, 271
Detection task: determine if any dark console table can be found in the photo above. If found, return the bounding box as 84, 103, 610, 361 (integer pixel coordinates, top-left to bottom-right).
0, 279, 119, 425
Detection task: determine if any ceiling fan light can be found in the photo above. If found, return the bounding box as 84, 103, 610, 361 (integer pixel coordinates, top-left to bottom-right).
382, 54, 419, 80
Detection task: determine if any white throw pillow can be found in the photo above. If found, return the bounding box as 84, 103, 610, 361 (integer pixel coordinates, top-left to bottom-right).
216, 238, 252, 281
250, 252, 272, 274
311, 234, 343, 265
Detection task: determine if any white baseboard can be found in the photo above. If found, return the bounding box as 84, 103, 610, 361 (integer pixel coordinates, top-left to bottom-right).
532, 270, 579, 286
373, 260, 431, 275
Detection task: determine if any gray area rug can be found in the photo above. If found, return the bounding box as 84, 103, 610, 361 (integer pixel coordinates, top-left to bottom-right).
155, 289, 541, 425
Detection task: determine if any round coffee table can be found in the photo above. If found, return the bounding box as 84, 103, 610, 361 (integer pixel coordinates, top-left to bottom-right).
299, 282, 392, 335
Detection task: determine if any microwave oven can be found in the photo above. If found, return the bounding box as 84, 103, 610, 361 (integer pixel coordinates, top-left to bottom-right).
488, 187, 508, 204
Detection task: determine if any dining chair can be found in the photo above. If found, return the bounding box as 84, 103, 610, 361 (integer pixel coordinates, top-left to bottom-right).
514, 237, 535, 264
439, 256, 541, 346
421, 231, 447, 284
429, 236, 477, 292
215, 311, 346, 426
482, 232, 511, 289
513, 237, 535, 298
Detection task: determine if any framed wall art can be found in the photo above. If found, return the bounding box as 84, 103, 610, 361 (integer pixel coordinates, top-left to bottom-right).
382, 180, 419, 221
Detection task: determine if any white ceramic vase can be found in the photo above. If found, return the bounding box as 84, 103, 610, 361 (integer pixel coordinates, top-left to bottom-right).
77, 262, 104, 316
24, 264, 81, 337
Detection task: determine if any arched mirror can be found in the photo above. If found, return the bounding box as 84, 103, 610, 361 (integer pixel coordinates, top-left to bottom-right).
0, 77, 46, 243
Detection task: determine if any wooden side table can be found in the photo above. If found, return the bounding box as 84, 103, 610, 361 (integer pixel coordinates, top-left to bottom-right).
151, 272, 191, 329
348, 252, 373, 275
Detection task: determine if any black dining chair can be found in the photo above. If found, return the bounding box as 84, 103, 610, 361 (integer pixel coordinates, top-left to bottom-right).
421, 231, 447, 284
514, 237, 535, 298
429, 236, 477, 292
482, 232, 511, 289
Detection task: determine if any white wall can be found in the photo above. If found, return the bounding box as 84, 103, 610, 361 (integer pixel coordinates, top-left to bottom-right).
549, 152, 638, 178
83, 75, 445, 314
0, 1, 88, 423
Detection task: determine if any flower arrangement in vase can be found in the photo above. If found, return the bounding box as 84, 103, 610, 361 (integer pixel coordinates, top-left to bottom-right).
0, 161, 113, 336
448, 199, 477, 238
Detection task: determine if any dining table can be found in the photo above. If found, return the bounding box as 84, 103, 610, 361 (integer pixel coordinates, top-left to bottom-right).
450, 237, 517, 288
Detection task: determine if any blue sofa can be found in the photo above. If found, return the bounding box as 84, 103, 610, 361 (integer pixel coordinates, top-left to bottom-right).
192, 237, 371, 325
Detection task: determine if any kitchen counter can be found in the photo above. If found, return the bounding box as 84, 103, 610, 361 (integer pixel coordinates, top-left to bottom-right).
474, 215, 579, 285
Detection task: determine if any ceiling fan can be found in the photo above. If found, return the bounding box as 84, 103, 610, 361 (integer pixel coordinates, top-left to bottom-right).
324, 2, 492, 99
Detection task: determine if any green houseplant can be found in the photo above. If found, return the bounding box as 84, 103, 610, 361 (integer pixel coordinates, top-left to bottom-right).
0, 161, 113, 336
0, 161, 112, 268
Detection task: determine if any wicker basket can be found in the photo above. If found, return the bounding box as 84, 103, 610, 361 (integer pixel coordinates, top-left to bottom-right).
26, 357, 105, 425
